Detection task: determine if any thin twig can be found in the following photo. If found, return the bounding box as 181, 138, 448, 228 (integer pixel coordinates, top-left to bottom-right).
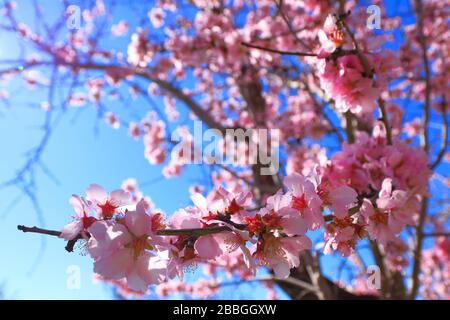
410, 0, 432, 300
430, 96, 448, 169
378, 98, 393, 145
18, 224, 234, 238
240, 42, 316, 57
424, 232, 450, 237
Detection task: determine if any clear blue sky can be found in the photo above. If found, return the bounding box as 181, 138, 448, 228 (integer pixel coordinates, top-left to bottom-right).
0, 0, 447, 299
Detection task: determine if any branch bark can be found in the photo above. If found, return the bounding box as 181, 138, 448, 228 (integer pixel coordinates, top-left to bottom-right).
409, 0, 432, 300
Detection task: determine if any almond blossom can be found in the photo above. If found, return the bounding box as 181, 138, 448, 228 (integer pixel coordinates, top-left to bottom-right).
60, 195, 96, 241
87, 200, 167, 292
86, 184, 132, 219
317, 54, 381, 115
317, 14, 345, 58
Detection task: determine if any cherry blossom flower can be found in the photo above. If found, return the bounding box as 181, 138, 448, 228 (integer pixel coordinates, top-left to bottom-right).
317, 54, 381, 115
87, 200, 167, 292
127, 29, 154, 67
60, 195, 96, 241
317, 14, 345, 58
257, 235, 312, 279
283, 173, 323, 230
105, 112, 120, 129
148, 8, 166, 28
86, 184, 132, 219
111, 20, 128, 37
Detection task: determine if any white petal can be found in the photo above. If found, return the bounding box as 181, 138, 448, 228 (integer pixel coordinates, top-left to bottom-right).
60, 221, 83, 241
110, 189, 132, 206
93, 248, 133, 279
86, 184, 108, 203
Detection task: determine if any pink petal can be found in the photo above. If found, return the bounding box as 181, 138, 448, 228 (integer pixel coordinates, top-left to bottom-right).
69, 195, 88, 218
280, 212, 308, 236
93, 248, 133, 279
87, 221, 131, 259
86, 184, 108, 203
271, 260, 291, 279
191, 193, 208, 214
124, 207, 152, 237
194, 235, 222, 259
110, 189, 132, 206
60, 221, 83, 241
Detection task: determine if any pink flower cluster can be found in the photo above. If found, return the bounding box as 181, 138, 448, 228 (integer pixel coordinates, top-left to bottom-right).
317, 54, 381, 115
142, 112, 167, 164
321, 130, 431, 254
421, 237, 450, 299
59, 172, 362, 293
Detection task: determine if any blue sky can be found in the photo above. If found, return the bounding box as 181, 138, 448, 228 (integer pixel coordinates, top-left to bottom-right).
0, 0, 448, 299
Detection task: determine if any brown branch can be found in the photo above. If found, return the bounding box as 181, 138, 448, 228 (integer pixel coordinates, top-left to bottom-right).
240, 42, 316, 57
17, 225, 61, 237
344, 111, 356, 144
430, 96, 448, 169
369, 240, 389, 298
409, 198, 428, 299
337, 11, 393, 145
414, 0, 431, 153
378, 98, 393, 145
339, 18, 373, 77
410, 0, 432, 300
424, 232, 450, 237
274, 0, 313, 51
157, 226, 231, 236
18, 224, 234, 239
62, 62, 229, 134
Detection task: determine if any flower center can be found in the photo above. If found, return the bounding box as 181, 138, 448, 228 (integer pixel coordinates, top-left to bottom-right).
132, 235, 148, 260
98, 201, 119, 219
291, 195, 307, 212
224, 198, 242, 215
370, 211, 389, 225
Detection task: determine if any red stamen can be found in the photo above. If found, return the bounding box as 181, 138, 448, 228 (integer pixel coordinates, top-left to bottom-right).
98, 201, 118, 219
291, 195, 307, 212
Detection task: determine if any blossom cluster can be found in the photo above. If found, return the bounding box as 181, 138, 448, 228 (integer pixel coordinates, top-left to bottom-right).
323, 129, 431, 252
60, 123, 433, 292
315, 14, 398, 115
59, 171, 361, 293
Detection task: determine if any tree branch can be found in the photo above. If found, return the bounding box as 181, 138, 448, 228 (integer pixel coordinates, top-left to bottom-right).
65, 62, 229, 134
240, 42, 316, 57
410, 0, 432, 300
430, 96, 448, 169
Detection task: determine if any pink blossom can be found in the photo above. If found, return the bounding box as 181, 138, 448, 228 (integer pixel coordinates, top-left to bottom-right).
258, 235, 312, 279
128, 122, 141, 139
60, 195, 96, 241
148, 8, 166, 28
317, 14, 345, 57
86, 184, 132, 219
111, 20, 129, 37
327, 185, 358, 219
318, 55, 381, 114
283, 173, 323, 230
127, 29, 154, 67
105, 112, 120, 129
87, 200, 167, 292
142, 113, 166, 164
